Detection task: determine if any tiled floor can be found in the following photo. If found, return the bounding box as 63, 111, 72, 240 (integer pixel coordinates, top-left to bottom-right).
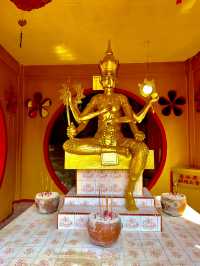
0, 202, 33, 229
0, 204, 200, 265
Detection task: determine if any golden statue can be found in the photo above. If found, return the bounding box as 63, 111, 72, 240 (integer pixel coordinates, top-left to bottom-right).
62, 42, 158, 211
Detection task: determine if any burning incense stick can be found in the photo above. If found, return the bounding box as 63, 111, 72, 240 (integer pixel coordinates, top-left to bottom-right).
110, 182, 113, 215
106, 197, 108, 213
98, 186, 102, 217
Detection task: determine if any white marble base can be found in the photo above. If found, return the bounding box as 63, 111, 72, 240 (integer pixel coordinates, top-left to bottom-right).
77, 170, 143, 196
58, 205, 161, 231
57, 188, 161, 232
65, 187, 155, 208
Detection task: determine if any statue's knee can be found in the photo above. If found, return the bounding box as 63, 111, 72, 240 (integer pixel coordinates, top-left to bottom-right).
129, 176, 137, 182
139, 142, 148, 155
131, 142, 148, 156
63, 140, 76, 153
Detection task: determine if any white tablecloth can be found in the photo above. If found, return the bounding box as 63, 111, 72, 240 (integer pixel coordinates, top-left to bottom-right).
0, 205, 200, 266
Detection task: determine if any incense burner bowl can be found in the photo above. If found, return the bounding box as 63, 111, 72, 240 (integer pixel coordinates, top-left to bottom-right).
87, 212, 121, 247
161, 193, 187, 216
35, 192, 60, 214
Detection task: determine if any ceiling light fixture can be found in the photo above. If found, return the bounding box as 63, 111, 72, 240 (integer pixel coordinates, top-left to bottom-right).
11, 1, 52, 48
138, 41, 157, 98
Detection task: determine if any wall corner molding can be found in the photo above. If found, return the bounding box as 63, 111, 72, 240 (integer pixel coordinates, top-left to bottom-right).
0, 45, 20, 74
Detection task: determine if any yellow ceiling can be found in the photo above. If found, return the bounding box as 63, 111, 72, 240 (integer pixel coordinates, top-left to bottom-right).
0, 0, 200, 65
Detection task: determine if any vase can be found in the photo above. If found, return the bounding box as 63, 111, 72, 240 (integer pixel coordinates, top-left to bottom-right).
35, 192, 60, 214
87, 212, 121, 247
161, 193, 187, 216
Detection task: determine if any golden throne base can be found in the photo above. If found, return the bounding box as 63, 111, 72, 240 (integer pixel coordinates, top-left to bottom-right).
64, 150, 154, 170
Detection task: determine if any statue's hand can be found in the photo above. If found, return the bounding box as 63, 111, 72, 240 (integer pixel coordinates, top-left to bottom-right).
67, 123, 76, 139
101, 104, 113, 114
101, 107, 110, 114
65, 89, 72, 105
150, 92, 159, 103
135, 130, 145, 142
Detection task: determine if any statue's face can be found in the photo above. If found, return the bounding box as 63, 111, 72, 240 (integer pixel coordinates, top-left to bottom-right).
100, 75, 115, 89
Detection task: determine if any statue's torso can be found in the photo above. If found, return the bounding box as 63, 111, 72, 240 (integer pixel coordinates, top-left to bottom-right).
92, 93, 125, 145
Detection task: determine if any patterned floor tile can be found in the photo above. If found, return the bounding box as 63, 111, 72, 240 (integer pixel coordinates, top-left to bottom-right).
24, 235, 49, 246
124, 248, 147, 261
0, 202, 33, 230
16, 245, 41, 258
122, 238, 142, 249
147, 261, 171, 266
38, 245, 60, 257
9, 257, 35, 266
0, 205, 199, 265
139, 232, 157, 240
187, 247, 200, 263
54, 256, 100, 266
0, 246, 21, 259
123, 259, 149, 266
101, 258, 123, 266
144, 246, 168, 261
171, 263, 196, 266
142, 239, 163, 248
0, 257, 12, 266
33, 256, 57, 266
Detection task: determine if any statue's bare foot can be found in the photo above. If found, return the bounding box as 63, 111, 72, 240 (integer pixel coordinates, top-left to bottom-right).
125, 193, 138, 211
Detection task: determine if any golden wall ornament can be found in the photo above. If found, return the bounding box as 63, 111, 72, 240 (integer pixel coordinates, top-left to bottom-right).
62, 42, 159, 211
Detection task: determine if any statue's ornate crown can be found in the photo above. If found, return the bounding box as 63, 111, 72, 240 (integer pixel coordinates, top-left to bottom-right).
99, 41, 119, 76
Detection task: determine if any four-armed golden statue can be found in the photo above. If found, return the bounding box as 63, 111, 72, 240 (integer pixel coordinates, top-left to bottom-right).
62, 42, 158, 211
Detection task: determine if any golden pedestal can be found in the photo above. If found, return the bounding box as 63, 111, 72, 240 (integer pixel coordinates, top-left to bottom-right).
64, 150, 154, 170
